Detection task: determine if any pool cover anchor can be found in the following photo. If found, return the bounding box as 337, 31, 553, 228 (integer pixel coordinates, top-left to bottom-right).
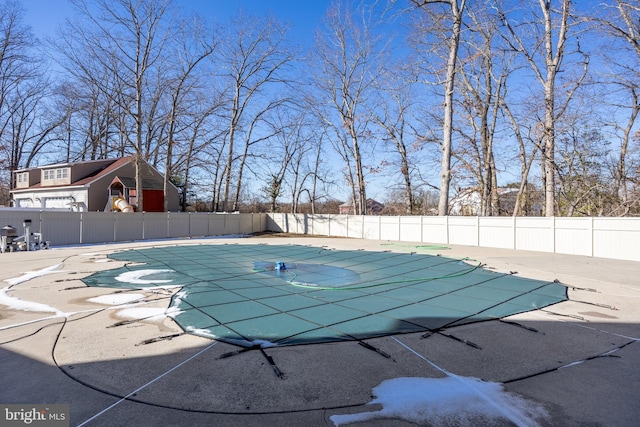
421, 329, 482, 350
135, 333, 184, 346
499, 319, 543, 334
358, 341, 395, 361
260, 349, 284, 379
218, 344, 262, 359
217, 345, 284, 379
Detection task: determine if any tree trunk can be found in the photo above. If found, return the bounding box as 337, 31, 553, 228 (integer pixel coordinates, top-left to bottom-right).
438, 0, 466, 216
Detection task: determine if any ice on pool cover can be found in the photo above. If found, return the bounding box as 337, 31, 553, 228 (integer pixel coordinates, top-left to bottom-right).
81, 244, 568, 347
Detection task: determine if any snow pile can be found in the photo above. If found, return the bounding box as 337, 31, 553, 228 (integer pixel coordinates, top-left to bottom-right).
0, 286, 65, 316
330, 376, 547, 427
115, 269, 174, 285
1, 264, 69, 316
3, 263, 65, 286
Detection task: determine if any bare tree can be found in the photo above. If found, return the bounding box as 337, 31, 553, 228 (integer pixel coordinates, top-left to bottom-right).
371, 69, 417, 214
593, 1, 640, 215
58, 0, 174, 212
502, 99, 543, 217
173, 100, 225, 212
501, 0, 588, 216
0, 0, 49, 189
312, 2, 388, 215
454, 3, 509, 216
161, 15, 217, 211
412, 0, 467, 215
216, 12, 294, 212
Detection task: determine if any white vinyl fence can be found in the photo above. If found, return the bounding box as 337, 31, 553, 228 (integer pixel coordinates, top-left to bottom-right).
1, 209, 638, 262
267, 213, 640, 262
0, 209, 266, 246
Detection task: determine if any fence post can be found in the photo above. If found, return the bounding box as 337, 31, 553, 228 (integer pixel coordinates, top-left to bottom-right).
590, 217, 594, 257
553, 216, 556, 254
446, 215, 449, 244
79, 212, 84, 245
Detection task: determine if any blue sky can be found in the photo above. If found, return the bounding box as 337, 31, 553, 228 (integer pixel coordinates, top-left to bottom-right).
21, 0, 332, 45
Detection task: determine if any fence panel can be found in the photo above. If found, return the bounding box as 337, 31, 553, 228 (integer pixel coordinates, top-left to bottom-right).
189, 213, 210, 237
41, 211, 81, 246
223, 214, 242, 235
555, 218, 592, 257
206, 214, 225, 235
421, 216, 448, 244
399, 216, 421, 243
360, 215, 380, 240
310, 215, 330, 235
515, 217, 554, 252
479, 217, 514, 249
143, 212, 168, 240
593, 218, 640, 262
448, 217, 479, 246
287, 214, 309, 234
240, 213, 257, 234
167, 212, 189, 238
252, 213, 265, 234
345, 216, 363, 239
330, 215, 348, 237
379, 216, 399, 241
82, 212, 116, 244
114, 213, 144, 242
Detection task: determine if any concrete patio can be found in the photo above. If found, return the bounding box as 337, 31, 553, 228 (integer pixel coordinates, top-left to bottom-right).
1, 235, 638, 426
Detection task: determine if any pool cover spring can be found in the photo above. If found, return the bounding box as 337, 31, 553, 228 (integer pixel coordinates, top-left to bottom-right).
82, 244, 568, 347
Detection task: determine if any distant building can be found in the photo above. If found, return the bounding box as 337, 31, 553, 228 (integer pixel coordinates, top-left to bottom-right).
449, 188, 482, 216
339, 199, 385, 215
449, 187, 543, 216
10, 157, 179, 212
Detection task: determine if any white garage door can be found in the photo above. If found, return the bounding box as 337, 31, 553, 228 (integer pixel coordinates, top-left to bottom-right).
44, 197, 71, 209
15, 198, 35, 208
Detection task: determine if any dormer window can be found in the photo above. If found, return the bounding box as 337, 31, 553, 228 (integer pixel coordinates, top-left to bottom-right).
16, 172, 28, 183
42, 167, 70, 185
14, 172, 30, 189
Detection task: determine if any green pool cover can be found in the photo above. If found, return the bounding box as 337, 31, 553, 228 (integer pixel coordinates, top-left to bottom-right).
82, 244, 568, 347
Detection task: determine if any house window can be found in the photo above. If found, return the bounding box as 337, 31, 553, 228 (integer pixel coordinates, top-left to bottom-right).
16, 172, 28, 183
43, 168, 69, 181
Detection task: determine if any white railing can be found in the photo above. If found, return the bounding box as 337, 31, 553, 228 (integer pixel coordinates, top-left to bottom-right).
267, 213, 640, 262
1, 209, 638, 262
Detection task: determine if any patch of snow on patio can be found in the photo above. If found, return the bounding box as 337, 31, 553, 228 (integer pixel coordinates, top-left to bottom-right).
0, 287, 65, 316
88, 294, 145, 305
330, 375, 547, 427
115, 269, 174, 285
3, 263, 65, 286
114, 306, 182, 322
